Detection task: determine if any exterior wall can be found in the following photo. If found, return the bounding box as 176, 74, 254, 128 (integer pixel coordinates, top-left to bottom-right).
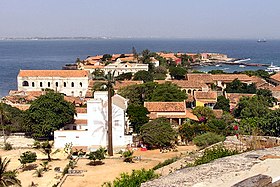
17, 76, 89, 97
182, 87, 209, 95
54, 92, 132, 149
103, 63, 149, 76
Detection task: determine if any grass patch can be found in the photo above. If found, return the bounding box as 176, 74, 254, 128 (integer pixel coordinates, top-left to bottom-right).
152, 157, 179, 170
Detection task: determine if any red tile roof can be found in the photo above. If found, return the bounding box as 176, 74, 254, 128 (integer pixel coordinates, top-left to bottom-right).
114, 81, 143, 90
186, 74, 214, 83
76, 107, 87, 113
18, 70, 89, 77
74, 119, 87, 124
270, 72, 280, 82
144, 102, 186, 112
212, 74, 252, 82
194, 91, 217, 100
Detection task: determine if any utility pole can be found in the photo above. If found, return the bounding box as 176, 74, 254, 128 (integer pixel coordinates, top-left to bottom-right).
107, 85, 113, 156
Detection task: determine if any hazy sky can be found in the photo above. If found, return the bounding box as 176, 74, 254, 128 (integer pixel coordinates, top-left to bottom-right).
0, 0, 280, 39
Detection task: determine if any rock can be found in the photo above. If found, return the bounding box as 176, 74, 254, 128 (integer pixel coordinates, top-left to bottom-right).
231, 174, 272, 187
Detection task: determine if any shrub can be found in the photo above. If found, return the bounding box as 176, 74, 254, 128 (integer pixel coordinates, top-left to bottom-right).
193, 132, 225, 147
62, 164, 70, 176
122, 150, 134, 163
33, 168, 44, 177
4, 142, 12, 150
194, 146, 238, 166
18, 151, 37, 168
87, 147, 107, 165
152, 157, 179, 170
102, 169, 158, 187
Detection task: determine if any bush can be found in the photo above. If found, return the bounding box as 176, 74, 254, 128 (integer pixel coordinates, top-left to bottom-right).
18, 151, 37, 167
193, 132, 225, 147
87, 147, 107, 165
102, 169, 158, 187
4, 142, 12, 150
194, 146, 238, 166
152, 157, 179, 170
122, 150, 134, 163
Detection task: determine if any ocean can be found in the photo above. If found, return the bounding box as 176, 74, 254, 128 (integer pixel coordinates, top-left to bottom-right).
0, 39, 280, 97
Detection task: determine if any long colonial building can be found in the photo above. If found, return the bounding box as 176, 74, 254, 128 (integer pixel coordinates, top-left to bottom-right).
17, 70, 89, 97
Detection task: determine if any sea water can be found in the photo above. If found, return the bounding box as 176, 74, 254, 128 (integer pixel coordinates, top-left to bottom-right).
0, 39, 280, 97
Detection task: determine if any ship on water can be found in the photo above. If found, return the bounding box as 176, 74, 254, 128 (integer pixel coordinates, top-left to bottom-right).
257, 39, 266, 43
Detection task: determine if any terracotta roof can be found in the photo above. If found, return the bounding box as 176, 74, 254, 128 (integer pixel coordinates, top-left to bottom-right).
11, 104, 31, 111
212, 74, 252, 82
148, 109, 198, 121
114, 81, 143, 90
186, 74, 214, 83
18, 70, 89, 77
226, 93, 255, 104
144, 102, 186, 112
270, 72, 280, 82
83, 65, 105, 69
171, 80, 208, 89
118, 57, 137, 62
85, 55, 103, 61
76, 107, 87, 113
64, 96, 84, 105
74, 119, 87, 124
194, 91, 217, 100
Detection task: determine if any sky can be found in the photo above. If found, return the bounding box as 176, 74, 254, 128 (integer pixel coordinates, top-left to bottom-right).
0, 0, 280, 39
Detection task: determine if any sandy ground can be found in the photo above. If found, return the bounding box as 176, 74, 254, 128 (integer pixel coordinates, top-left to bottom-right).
62, 146, 197, 187
193, 159, 280, 187
0, 148, 69, 187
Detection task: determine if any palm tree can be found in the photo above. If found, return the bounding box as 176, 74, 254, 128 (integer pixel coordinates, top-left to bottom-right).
0, 157, 21, 187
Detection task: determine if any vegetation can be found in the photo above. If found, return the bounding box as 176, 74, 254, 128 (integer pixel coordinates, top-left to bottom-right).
225, 79, 256, 94
23, 91, 75, 139
122, 150, 134, 163
115, 72, 133, 81
193, 132, 225, 147
213, 96, 230, 112
0, 157, 21, 186
169, 66, 187, 80
126, 104, 149, 133
33, 168, 44, 178
133, 70, 154, 83
18, 151, 37, 168
192, 106, 215, 122
193, 146, 238, 166
34, 141, 59, 161
102, 169, 158, 187
87, 147, 107, 165
140, 118, 177, 149
40, 161, 49, 172
152, 157, 179, 170
3, 143, 12, 151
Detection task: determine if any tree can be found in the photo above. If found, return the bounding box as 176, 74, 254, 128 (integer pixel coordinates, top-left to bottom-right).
192, 106, 215, 122
214, 96, 230, 112
87, 147, 107, 165
256, 89, 277, 106
126, 104, 150, 133
101, 54, 112, 61
225, 79, 256, 94
115, 72, 132, 81
35, 141, 59, 161
233, 95, 270, 119
23, 91, 76, 139
169, 67, 187, 80
140, 118, 177, 149
132, 47, 138, 61
92, 69, 105, 79
208, 70, 227, 74
18, 151, 37, 168
148, 82, 188, 102
140, 49, 151, 64
0, 157, 21, 186
133, 70, 154, 83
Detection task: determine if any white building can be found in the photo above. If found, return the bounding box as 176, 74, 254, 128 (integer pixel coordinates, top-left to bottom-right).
54, 91, 133, 149
103, 62, 149, 76
17, 70, 89, 97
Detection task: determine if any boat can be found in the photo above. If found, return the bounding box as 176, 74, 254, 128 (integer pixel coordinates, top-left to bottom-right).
215, 64, 221, 67
257, 39, 266, 43
239, 65, 246, 68
266, 62, 280, 73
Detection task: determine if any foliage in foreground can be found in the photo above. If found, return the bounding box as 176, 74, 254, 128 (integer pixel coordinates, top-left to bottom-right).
0, 157, 21, 186
193, 132, 225, 147
152, 157, 179, 170
193, 146, 238, 166
102, 169, 158, 187
4, 142, 12, 151
87, 147, 107, 165
18, 151, 37, 167
122, 150, 134, 163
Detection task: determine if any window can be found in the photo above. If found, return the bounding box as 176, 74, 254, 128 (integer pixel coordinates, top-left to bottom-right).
73, 126, 77, 130
79, 91, 82, 97
71, 82, 74, 87
48, 82, 50, 87
114, 120, 120, 126
71, 91, 74, 96
64, 82, 66, 87
40, 82, 43, 87
56, 82, 58, 87
80, 82, 82, 87
32, 82, 35, 87
22, 81, 29, 87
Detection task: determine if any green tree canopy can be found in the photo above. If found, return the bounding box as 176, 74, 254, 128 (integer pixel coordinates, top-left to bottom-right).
126, 104, 150, 133
101, 54, 112, 61
115, 72, 132, 81
148, 82, 188, 102
133, 70, 154, 83
213, 96, 230, 112
24, 92, 76, 139
140, 118, 177, 148
225, 79, 256, 94
18, 151, 37, 167
192, 106, 215, 122
169, 66, 187, 80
